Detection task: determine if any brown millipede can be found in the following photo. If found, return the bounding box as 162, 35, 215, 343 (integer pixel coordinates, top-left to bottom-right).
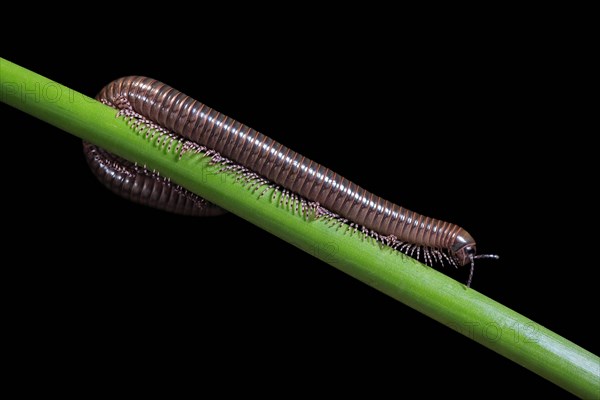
84, 76, 498, 286
83, 142, 225, 217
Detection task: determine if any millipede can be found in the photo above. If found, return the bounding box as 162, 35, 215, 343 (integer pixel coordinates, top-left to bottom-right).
84, 76, 498, 286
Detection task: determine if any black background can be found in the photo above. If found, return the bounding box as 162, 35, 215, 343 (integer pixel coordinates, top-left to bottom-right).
2, 15, 596, 398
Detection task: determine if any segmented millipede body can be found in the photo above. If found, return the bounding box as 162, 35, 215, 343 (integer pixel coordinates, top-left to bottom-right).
83, 142, 225, 217
84, 76, 497, 286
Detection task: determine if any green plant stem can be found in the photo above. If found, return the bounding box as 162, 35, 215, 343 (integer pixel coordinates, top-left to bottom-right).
1, 57, 598, 398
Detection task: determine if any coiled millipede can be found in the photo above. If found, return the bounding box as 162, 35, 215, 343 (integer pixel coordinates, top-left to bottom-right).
84, 76, 498, 286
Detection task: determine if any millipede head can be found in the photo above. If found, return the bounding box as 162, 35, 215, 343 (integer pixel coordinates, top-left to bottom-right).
452, 240, 499, 288
452, 241, 477, 267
